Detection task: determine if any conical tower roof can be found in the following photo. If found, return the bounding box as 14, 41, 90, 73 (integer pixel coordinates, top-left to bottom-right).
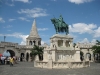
28, 19, 40, 38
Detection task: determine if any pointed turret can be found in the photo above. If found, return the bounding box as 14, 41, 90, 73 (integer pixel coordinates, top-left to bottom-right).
29, 19, 40, 38
26, 19, 41, 46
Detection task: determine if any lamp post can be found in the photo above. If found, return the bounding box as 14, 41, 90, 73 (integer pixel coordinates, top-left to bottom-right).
4, 36, 6, 42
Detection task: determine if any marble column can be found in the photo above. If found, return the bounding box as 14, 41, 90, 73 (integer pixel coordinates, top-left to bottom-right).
52, 50, 57, 61
70, 40, 73, 47
54, 40, 58, 47
63, 40, 66, 47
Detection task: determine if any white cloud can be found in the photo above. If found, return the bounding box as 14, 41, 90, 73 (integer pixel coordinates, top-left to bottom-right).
17, 8, 49, 18
79, 38, 96, 45
41, 40, 50, 45
69, 23, 97, 34
0, 33, 28, 45
80, 38, 89, 43
9, 19, 16, 21
51, 0, 57, 1
0, 17, 5, 23
6, 3, 14, 6
38, 28, 48, 31
68, 34, 77, 39
20, 35, 29, 45
91, 39, 96, 44
0, 33, 48, 45
3, 25, 12, 28
68, 0, 93, 4
69, 23, 100, 38
41, 41, 45, 45
14, 0, 32, 3
7, 30, 12, 31
94, 27, 100, 38
19, 17, 30, 22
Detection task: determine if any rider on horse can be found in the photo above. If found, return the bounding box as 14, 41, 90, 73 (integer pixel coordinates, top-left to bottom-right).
58, 15, 63, 27
51, 15, 69, 35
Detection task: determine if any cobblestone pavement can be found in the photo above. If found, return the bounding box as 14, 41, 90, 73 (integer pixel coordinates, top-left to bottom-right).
0, 62, 100, 75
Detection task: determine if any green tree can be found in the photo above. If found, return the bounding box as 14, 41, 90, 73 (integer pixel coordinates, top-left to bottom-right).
92, 40, 100, 61
73, 43, 76, 50
80, 51, 84, 61
80, 51, 84, 56
92, 40, 100, 54
96, 40, 100, 45
30, 45, 44, 61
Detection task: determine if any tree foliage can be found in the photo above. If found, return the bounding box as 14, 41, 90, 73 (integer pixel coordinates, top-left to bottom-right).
73, 43, 76, 48
92, 40, 100, 54
80, 51, 84, 56
30, 45, 44, 61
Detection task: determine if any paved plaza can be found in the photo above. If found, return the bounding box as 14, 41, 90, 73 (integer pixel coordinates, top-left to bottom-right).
0, 62, 100, 75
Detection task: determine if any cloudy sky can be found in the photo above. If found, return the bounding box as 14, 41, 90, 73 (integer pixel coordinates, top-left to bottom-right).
0, 0, 100, 45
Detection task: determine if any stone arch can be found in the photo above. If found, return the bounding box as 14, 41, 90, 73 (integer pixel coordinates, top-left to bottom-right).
53, 44, 57, 49
29, 41, 32, 45
80, 51, 84, 61
33, 40, 36, 45
20, 53, 24, 62
26, 52, 29, 61
21, 53, 24, 58
53, 44, 55, 48
65, 41, 70, 47
38, 41, 41, 45
6, 50, 15, 57
94, 53, 99, 61
58, 40, 63, 47
86, 53, 91, 60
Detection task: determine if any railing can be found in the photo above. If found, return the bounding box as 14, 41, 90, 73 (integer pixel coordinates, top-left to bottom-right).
34, 61, 90, 69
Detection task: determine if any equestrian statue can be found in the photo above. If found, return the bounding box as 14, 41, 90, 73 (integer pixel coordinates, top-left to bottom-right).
51, 15, 69, 35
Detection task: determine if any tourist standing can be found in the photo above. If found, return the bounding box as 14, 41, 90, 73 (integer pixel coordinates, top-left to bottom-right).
10, 57, 14, 66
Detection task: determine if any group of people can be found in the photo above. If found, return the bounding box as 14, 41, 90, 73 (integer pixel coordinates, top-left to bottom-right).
0, 56, 17, 66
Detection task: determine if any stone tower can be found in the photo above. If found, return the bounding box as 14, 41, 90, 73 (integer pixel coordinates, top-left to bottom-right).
26, 19, 41, 46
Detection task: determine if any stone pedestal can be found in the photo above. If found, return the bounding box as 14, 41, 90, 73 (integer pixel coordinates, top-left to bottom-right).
35, 55, 39, 61
52, 50, 57, 61
34, 34, 90, 69
74, 51, 81, 61
48, 60, 53, 69
43, 51, 48, 61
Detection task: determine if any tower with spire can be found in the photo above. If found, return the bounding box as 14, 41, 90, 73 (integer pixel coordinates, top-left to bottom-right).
26, 19, 41, 46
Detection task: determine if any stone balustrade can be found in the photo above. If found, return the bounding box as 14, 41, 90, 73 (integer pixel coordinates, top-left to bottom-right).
34, 60, 90, 69
77, 43, 95, 49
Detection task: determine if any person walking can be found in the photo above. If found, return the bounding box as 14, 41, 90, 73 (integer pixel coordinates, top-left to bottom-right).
10, 57, 14, 66
1, 56, 5, 65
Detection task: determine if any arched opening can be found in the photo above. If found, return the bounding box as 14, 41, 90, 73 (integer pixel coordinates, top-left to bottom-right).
80, 51, 84, 61
26, 52, 29, 62
94, 53, 99, 61
20, 53, 24, 62
21, 53, 24, 57
58, 40, 63, 47
38, 41, 41, 45
7, 50, 15, 57
65, 41, 70, 47
33, 41, 36, 46
29, 41, 32, 45
86, 53, 91, 60
53, 44, 57, 49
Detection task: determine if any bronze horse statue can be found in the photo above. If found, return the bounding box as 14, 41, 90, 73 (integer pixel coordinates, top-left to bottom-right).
51, 16, 69, 35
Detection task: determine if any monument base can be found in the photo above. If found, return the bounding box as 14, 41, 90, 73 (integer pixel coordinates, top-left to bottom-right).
34, 60, 90, 69
34, 34, 90, 69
